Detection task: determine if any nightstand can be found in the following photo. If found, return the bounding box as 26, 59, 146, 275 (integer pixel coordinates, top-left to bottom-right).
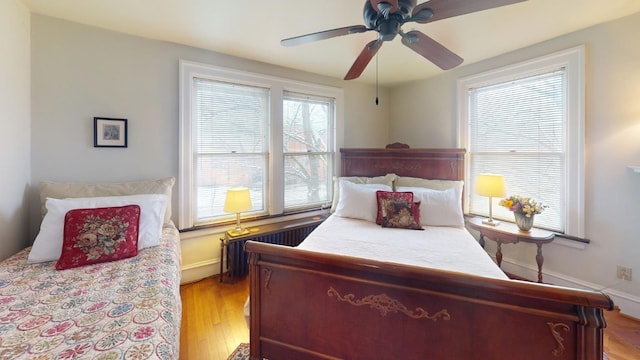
466, 217, 555, 283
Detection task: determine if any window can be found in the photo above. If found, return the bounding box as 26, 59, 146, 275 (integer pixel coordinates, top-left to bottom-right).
458, 46, 585, 236
179, 61, 342, 230
191, 79, 269, 222
283, 91, 333, 210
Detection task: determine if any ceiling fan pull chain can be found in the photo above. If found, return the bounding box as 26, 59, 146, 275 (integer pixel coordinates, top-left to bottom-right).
375, 52, 379, 106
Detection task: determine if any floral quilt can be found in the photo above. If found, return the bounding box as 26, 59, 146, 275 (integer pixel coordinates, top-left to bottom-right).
0, 225, 182, 359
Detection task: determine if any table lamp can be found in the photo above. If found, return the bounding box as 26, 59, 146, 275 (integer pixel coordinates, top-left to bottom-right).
475, 173, 506, 226
224, 187, 252, 236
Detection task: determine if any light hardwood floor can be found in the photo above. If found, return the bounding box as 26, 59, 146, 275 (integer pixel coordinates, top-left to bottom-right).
180, 276, 250, 360
180, 275, 640, 360
604, 309, 640, 360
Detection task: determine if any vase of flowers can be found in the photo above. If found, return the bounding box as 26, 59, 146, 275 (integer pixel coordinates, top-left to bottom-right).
498, 195, 547, 232
513, 212, 534, 231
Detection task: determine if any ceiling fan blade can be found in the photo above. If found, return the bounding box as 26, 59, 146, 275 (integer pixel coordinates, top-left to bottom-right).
370, 0, 399, 14
401, 31, 463, 70
281, 25, 370, 47
412, 0, 526, 24
344, 40, 383, 80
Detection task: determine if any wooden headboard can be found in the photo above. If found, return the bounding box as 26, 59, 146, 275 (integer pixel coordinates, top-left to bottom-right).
340, 147, 465, 181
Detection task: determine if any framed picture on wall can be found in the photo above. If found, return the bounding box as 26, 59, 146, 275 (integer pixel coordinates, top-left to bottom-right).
94, 117, 128, 148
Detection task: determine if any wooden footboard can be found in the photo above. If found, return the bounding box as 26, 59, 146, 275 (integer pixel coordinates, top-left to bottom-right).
247, 241, 613, 360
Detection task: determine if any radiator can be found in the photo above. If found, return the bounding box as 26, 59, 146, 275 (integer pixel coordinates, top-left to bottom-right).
226, 220, 322, 279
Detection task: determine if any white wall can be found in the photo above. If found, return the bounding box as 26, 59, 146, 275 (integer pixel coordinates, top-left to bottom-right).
29, 15, 389, 282
0, 0, 31, 260
389, 12, 640, 316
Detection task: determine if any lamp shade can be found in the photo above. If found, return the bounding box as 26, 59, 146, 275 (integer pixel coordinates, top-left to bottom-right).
475, 173, 506, 197
223, 187, 252, 213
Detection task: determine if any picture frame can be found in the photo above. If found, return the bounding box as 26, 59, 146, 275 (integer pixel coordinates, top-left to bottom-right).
94, 117, 128, 148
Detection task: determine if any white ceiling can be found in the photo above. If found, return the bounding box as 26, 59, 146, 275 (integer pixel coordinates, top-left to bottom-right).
22, 0, 640, 86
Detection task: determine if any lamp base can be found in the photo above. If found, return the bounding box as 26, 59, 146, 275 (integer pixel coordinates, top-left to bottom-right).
482, 218, 500, 226
227, 228, 250, 237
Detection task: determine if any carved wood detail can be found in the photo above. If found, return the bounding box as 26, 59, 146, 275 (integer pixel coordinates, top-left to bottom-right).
577, 305, 607, 328
547, 322, 570, 357
328, 287, 450, 321
262, 268, 272, 294
385, 142, 410, 149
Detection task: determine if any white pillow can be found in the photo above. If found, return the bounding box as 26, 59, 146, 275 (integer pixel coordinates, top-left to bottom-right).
396, 186, 464, 227
330, 174, 396, 212
394, 176, 463, 191
39, 177, 175, 225
28, 194, 168, 263
333, 180, 391, 222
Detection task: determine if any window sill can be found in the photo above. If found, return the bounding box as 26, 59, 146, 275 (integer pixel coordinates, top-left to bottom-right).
553, 232, 590, 244
179, 209, 330, 236
552, 237, 587, 250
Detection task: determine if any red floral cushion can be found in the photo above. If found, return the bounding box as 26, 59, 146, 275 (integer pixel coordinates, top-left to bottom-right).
56, 205, 141, 270
379, 199, 423, 230
375, 191, 414, 225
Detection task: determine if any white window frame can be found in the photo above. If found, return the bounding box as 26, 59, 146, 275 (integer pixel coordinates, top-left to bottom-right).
282, 91, 335, 211
457, 46, 585, 237
179, 60, 344, 230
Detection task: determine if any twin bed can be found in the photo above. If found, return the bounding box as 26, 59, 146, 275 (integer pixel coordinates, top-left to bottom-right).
246, 147, 614, 360
0, 178, 181, 359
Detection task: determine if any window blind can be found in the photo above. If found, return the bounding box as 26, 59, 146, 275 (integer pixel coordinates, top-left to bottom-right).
468, 68, 566, 232
192, 78, 269, 223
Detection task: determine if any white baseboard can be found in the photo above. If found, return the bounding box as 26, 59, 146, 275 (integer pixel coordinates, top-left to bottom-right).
500, 257, 640, 319
180, 259, 219, 285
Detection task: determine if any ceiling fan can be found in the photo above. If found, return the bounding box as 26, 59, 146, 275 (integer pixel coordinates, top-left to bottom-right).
281, 0, 527, 80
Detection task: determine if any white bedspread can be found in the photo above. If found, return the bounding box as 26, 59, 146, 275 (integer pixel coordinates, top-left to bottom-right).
297, 215, 508, 280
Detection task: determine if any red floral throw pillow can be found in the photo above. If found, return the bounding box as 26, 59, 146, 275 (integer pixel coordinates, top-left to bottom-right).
56, 205, 141, 270
380, 199, 423, 230
375, 191, 414, 225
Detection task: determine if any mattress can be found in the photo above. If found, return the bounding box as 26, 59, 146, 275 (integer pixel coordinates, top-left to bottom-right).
0, 224, 182, 359
297, 215, 508, 280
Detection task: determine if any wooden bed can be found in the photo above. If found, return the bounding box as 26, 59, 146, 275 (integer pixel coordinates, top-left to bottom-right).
246, 147, 613, 360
